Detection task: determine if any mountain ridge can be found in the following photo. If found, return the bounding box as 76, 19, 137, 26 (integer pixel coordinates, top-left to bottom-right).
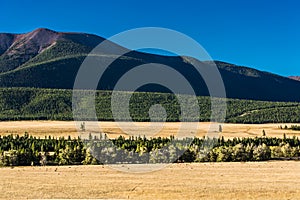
288, 76, 300, 81
0, 28, 107, 73
0, 28, 300, 102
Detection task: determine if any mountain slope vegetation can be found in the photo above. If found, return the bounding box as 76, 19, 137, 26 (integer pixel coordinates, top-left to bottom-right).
1, 87, 300, 123
0, 28, 300, 102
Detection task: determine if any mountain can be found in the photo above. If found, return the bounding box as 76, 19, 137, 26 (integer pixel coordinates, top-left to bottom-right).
288, 76, 300, 81
0, 28, 108, 72
1, 28, 300, 102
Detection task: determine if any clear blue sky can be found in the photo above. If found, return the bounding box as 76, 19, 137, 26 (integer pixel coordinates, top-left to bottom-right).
1, 0, 299, 76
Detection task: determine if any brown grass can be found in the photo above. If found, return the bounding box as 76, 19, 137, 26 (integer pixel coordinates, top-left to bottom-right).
1, 121, 300, 199
0, 121, 300, 139
0, 161, 299, 199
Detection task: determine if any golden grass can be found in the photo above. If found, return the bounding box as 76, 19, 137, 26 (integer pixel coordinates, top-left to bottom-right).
0, 161, 299, 199
1, 121, 300, 199
0, 121, 300, 139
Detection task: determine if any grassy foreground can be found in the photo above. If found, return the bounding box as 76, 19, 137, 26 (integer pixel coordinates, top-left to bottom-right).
1, 162, 299, 199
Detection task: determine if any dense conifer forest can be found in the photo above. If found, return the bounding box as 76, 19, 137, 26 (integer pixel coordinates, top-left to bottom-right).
1, 87, 300, 123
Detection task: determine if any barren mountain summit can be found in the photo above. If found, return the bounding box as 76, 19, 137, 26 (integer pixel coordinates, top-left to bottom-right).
0, 28, 104, 73
288, 76, 300, 81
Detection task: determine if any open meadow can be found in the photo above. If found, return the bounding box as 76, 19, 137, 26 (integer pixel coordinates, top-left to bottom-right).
1, 121, 300, 199
0, 161, 300, 199
0, 121, 300, 139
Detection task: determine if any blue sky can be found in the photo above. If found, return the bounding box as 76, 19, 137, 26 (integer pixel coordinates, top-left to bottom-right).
1, 0, 299, 76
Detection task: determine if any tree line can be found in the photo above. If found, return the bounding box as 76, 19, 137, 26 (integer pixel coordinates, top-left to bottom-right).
0, 133, 299, 166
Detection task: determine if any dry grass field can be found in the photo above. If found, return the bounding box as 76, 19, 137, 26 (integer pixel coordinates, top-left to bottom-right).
0, 161, 299, 199
0, 121, 300, 139
1, 121, 300, 199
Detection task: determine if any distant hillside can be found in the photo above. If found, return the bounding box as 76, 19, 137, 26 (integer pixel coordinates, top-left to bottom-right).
1, 87, 300, 123
1, 28, 300, 102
